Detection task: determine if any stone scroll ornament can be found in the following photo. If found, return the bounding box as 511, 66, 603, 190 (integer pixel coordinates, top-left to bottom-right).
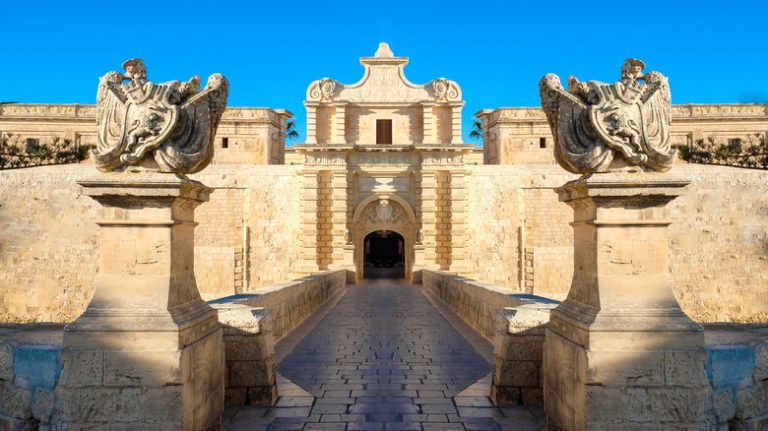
93, 58, 229, 174
539, 59, 676, 174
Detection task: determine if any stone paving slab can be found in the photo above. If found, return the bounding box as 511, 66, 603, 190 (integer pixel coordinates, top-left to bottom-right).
224, 279, 545, 430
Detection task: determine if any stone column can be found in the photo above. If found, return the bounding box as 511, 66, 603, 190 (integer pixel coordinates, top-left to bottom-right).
57, 173, 225, 431
450, 170, 468, 274
331, 104, 346, 144
422, 105, 436, 144
330, 169, 352, 268
299, 170, 319, 274
419, 169, 438, 268
305, 104, 317, 144
450, 104, 463, 144
543, 173, 710, 431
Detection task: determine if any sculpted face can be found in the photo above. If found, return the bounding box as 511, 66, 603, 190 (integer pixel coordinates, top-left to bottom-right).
621, 60, 644, 81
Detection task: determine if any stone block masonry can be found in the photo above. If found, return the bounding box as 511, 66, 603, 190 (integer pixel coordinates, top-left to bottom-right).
209, 269, 347, 407
421, 269, 558, 406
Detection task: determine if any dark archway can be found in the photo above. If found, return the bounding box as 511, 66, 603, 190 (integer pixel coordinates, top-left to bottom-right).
363, 230, 405, 279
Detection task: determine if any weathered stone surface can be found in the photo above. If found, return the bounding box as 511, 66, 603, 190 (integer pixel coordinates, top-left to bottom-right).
713, 387, 736, 423
0, 380, 31, 419
736, 380, 768, 420
102, 351, 182, 387
0, 342, 13, 382
540, 59, 675, 174
31, 388, 54, 423
93, 59, 229, 174
58, 350, 103, 387
665, 350, 709, 387
754, 341, 768, 382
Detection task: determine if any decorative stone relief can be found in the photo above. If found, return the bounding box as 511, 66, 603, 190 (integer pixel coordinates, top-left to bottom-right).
539, 58, 675, 173
431, 78, 460, 102
362, 197, 407, 231
93, 58, 229, 174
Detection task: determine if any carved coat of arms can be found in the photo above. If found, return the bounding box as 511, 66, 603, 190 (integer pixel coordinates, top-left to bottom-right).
539, 59, 675, 173
93, 58, 229, 174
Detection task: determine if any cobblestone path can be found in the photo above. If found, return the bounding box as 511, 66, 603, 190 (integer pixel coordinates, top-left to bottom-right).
224, 280, 544, 431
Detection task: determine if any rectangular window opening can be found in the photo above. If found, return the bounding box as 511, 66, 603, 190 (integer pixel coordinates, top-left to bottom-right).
376, 119, 392, 145
539, 137, 547, 149
222, 137, 229, 149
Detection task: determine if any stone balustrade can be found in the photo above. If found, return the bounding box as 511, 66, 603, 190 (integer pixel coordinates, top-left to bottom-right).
420, 269, 559, 406
209, 269, 347, 406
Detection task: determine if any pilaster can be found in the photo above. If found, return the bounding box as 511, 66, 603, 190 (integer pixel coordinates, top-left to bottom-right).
330, 168, 352, 268
419, 169, 438, 268
449, 170, 468, 273
450, 104, 463, 144
299, 170, 319, 273
423, 104, 437, 144
331, 104, 346, 144
305, 104, 317, 144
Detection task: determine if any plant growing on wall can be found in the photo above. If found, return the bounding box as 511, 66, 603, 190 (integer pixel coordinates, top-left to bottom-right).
0, 135, 92, 170
674, 134, 768, 169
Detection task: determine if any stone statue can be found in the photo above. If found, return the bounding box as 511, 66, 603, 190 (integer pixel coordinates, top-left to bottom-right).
539, 58, 675, 174
93, 58, 229, 174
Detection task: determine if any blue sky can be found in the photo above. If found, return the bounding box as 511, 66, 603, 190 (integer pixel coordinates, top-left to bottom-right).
3, 0, 767, 144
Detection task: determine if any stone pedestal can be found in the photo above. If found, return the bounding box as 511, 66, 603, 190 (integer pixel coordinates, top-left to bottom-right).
56, 174, 225, 431
543, 173, 711, 430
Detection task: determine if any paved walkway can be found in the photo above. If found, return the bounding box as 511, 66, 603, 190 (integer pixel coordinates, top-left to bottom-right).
224, 280, 544, 431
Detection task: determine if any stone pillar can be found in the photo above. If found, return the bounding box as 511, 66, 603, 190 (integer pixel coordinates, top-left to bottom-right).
299, 170, 319, 274
330, 169, 351, 268
305, 104, 317, 144
543, 173, 710, 431
57, 174, 225, 431
419, 169, 438, 268
331, 104, 346, 144
450, 170, 468, 273
450, 104, 463, 144
423, 105, 436, 144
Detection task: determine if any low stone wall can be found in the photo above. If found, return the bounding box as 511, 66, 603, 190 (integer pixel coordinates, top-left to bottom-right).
0, 324, 63, 430
704, 325, 768, 429
421, 269, 559, 406
209, 269, 347, 406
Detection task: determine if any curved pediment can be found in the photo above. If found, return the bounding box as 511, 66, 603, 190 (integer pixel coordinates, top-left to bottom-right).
305, 43, 461, 105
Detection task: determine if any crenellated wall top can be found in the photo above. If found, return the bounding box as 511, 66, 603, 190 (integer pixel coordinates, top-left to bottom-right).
305, 43, 462, 105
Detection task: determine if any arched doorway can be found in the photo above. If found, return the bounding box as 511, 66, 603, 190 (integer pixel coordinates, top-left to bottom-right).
363, 230, 405, 279
352, 195, 416, 282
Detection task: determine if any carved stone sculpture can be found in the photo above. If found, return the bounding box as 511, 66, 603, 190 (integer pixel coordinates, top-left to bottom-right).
93, 58, 229, 173
539, 59, 675, 173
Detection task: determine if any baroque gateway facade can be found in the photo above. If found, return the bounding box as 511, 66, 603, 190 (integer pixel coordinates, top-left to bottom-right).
1, 44, 768, 430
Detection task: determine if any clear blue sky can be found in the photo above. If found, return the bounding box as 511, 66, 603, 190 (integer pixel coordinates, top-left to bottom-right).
3, 0, 767, 145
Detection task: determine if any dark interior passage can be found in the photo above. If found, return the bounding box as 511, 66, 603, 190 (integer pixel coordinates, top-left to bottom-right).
363, 230, 404, 279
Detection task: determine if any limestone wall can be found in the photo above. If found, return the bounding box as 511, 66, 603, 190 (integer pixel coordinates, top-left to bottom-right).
0, 166, 99, 323
465, 166, 525, 288
464, 164, 768, 323
0, 164, 303, 323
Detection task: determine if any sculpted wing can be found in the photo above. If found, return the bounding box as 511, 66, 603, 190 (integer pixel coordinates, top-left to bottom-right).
154, 74, 229, 174
638, 72, 676, 171
539, 74, 614, 174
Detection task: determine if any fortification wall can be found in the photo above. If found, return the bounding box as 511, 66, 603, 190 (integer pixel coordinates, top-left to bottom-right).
465, 163, 768, 323
0, 164, 303, 323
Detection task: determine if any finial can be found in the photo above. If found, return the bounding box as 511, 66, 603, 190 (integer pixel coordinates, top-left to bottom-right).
374, 42, 394, 58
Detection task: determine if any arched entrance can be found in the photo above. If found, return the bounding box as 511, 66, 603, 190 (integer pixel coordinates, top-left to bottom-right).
352, 195, 416, 282
363, 230, 405, 279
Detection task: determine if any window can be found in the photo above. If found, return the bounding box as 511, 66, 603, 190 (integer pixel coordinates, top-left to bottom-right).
728, 138, 742, 152
539, 137, 547, 149
25, 138, 39, 153
376, 119, 392, 145
222, 137, 229, 149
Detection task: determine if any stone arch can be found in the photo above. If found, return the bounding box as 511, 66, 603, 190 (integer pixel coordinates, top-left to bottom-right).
352, 194, 416, 282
